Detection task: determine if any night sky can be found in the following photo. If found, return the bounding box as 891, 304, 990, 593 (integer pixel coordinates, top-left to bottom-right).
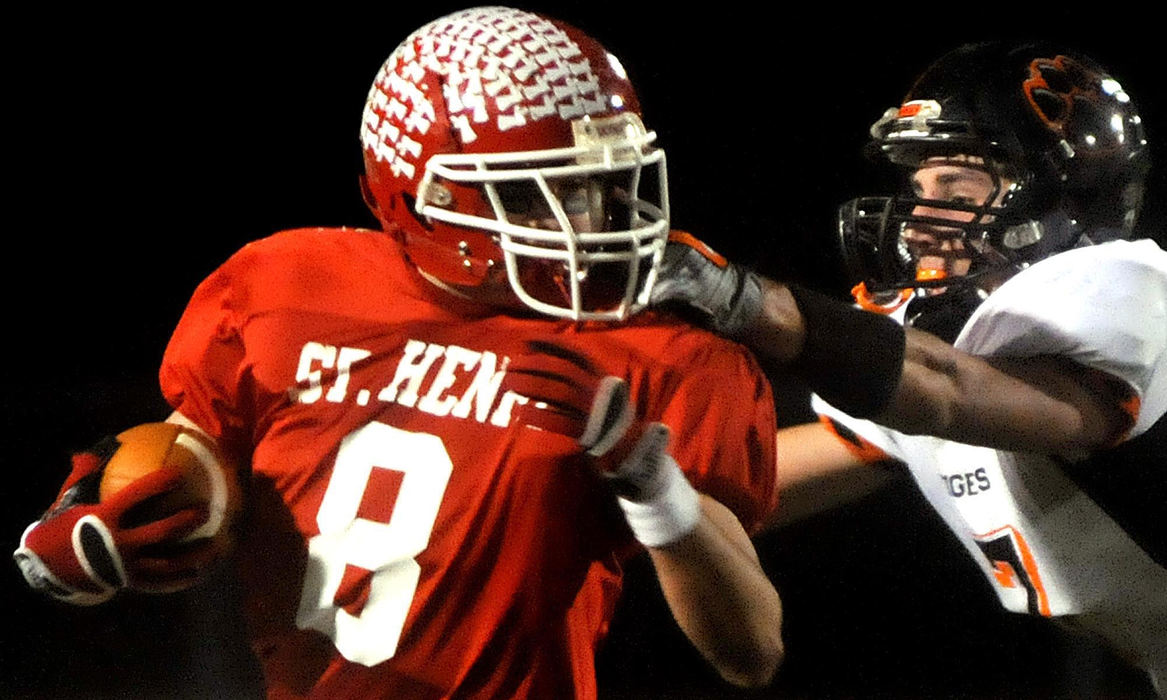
4, 7, 1163, 698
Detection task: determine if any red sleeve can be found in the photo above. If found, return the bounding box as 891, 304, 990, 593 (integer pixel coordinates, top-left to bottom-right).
656, 341, 778, 533
158, 249, 251, 454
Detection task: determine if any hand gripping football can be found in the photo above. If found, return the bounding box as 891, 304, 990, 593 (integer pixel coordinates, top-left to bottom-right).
100, 422, 241, 554
15, 422, 244, 602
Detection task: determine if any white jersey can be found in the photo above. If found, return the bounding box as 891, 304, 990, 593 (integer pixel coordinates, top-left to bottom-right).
814, 238, 1167, 693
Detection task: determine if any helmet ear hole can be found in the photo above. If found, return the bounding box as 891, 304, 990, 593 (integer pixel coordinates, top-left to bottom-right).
1002, 222, 1043, 249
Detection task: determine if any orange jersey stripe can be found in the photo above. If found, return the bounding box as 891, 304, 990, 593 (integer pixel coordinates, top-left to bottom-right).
819, 414, 890, 464
977, 525, 1052, 617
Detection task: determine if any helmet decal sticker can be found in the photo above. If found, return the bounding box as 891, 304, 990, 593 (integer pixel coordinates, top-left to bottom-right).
361, 7, 606, 181
1022, 55, 1131, 154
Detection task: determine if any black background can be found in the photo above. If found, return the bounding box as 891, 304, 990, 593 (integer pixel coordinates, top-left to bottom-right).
4, 6, 1164, 698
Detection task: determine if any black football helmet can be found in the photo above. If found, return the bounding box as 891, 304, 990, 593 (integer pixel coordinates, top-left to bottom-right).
838, 41, 1150, 296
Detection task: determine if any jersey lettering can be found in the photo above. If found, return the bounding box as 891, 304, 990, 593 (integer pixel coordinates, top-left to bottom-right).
941, 468, 992, 497
296, 422, 453, 666
292, 339, 528, 426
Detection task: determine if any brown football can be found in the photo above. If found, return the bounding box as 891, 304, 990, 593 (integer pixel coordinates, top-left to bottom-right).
99, 422, 242, 554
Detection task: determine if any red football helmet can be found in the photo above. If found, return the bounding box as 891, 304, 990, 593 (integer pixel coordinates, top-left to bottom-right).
360, 6, 669, 320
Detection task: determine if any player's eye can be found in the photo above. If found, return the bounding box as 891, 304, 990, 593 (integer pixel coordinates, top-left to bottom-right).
560, 187, 591, 216
496, 182, 540, 214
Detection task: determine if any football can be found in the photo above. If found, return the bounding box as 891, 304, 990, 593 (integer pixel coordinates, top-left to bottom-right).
100, 422, 242, 554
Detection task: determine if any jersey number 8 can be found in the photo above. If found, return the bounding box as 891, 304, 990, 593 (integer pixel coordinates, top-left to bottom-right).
296, 422, 453, 666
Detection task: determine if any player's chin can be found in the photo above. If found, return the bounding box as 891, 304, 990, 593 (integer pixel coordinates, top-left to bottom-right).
516, 260, 642, 318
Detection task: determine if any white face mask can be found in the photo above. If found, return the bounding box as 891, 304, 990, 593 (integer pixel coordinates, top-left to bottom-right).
416, 113, 670, 321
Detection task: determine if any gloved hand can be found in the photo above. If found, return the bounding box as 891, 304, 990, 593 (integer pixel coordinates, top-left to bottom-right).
648, 231, 763, 340
506, 340, 701, 546
14, 447, 213, 605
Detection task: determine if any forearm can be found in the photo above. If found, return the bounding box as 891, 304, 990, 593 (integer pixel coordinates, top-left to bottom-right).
653, 235, 902, 416
877, 329, 1132, 456
764, 422, 897, 529
740, 279, 1129, 456
647, 495, 784, 688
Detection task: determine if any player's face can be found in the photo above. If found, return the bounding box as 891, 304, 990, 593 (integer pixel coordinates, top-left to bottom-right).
903, 156, 1010, 282
498, 177, 639, 313
498, 178, 604, 233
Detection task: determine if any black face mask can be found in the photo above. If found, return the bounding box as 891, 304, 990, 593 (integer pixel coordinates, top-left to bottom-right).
904, 286, 986, 344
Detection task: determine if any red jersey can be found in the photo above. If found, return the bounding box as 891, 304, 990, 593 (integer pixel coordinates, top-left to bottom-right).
160, 227, 777, 699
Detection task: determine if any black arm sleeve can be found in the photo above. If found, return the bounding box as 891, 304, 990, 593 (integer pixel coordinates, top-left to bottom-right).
783, 284, 905, 418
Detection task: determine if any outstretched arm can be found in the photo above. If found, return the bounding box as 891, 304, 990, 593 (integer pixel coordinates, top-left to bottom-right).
653, 234, 1135, 458
884, 325, 1133, 456
742, 277, 1133, 457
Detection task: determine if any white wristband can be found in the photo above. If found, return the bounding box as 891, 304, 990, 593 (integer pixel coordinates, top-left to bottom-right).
616, 454, 701, 548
